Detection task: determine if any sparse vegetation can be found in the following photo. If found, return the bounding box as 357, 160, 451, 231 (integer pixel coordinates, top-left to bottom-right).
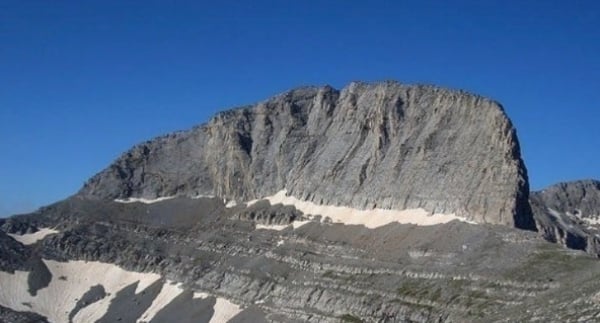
322, 270, 336, 278
396, 280, 423, 296
339, 313, 363, 323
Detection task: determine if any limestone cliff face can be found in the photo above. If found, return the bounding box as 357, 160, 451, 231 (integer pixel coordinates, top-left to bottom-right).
78, 81, 534, 229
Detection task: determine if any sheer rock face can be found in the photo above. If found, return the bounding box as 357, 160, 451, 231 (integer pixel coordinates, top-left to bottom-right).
531, 180, 600, 254
78, 81, 534, 229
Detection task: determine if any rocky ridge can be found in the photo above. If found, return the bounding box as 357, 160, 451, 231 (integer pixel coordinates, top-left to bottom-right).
531, 180, 600, 255
78, 81, 534, 229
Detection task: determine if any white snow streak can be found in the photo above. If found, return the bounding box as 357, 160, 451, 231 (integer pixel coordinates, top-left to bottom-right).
137, 280, 184, 323
209, 297, 242, 323
0, 260, 243, 323
115, 196, 176, 204
193, 194, 216, 199
225, 200, 238, 208
249, 190, 474, 230
7, 228, 59, 245
584, 218, 600, 225
255, 223, 289, 231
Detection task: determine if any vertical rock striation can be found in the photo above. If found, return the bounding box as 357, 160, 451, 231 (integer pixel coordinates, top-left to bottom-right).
78, 81, 535, 229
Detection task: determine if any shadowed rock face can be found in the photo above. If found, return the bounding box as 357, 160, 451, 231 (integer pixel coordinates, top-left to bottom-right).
532, 180, 600, 255
78, 81, 534, 229
0, 305, 49, 323
0, 231, 31, 272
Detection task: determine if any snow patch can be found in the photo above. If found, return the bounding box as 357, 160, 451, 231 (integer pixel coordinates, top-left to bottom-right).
249, 190, 474, 229
245, 198, 261, 207
193, 292, 210, 299
255, 223, 289, 231
7, 228, 59, 245
292, 220, 311, 229
115, 196, 176, 204
0, 259, 161, 323
137, 280, 184, 323
209, 297, 242, 323
0, 260, 243, 323
193, 194, 215, 199
583, 217, 600, 225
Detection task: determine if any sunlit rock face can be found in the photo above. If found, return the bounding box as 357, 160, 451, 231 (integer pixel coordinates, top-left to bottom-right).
79, 81, 535, 229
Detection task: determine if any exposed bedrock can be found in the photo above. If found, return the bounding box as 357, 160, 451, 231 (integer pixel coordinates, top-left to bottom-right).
77, 81, 535, 229
531, 180, 600, 256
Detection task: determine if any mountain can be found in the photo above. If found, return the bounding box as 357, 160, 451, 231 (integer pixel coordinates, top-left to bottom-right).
78, 81, 535, 229
531, 180, 600, 255
1, 81, 600, 323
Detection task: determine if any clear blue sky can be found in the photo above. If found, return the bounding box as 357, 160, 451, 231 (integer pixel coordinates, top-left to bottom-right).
1, 1, 599, 217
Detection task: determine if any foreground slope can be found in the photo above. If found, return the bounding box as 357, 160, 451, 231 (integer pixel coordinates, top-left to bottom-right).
7, 81, 596, 322
79, 81, 535, 228
2, 198, 600, 322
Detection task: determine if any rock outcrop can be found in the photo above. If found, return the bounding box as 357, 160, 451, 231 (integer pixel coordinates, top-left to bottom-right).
532, 180, 600, 255
78, 81, 534, 229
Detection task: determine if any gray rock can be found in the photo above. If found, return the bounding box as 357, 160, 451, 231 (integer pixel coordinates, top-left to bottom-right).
97, 280, 163, 323
26, 258, 51, 297
233, 201, 304, 226
531, 180, 600, 255
1, 218, 39, 235
0, 305, 49, 323
22, 198, 600, 322
532, 180, 600, 216
149, 291, 215, 323
229, 306, 269, 323
78, 81, 534, 229
2, 195, 600, 322
68, 284, 107, 323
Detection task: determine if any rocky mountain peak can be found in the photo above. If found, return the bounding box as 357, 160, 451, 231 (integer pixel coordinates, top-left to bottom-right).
12, 81, 600, 323
78, 81, 535, 229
